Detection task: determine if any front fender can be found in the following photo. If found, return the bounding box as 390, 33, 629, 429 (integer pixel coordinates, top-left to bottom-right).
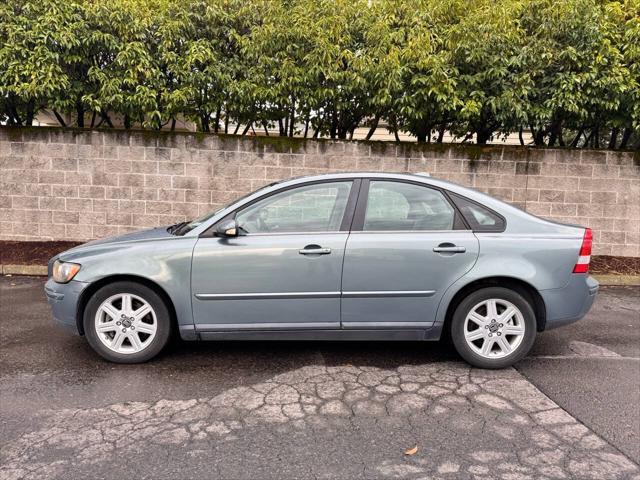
59, 236, 198, 330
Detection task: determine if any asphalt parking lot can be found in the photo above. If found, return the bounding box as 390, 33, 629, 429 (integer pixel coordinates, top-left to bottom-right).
1, 276, 638, 480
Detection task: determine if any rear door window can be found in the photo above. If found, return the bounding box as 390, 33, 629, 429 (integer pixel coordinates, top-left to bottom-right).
363, 181, 456, 231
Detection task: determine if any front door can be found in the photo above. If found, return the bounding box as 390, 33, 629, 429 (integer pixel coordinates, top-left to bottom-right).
191, 180, 356, 331
341, 179, 479, 329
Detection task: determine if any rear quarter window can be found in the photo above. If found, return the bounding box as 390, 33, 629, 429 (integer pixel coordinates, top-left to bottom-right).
450, 193, 506, 232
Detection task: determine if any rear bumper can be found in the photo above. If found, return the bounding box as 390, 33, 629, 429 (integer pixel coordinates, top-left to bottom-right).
44, 278, 88, 335
540, 275, 599, 330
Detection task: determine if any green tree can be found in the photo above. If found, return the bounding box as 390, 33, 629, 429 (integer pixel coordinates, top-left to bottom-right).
81, 0, 161, 129
521, 0, 634, 147
448, 0, 531, 144
0, 0, 88, 126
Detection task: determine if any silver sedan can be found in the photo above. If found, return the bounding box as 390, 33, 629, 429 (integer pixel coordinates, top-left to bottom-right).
45, 172, 598, 368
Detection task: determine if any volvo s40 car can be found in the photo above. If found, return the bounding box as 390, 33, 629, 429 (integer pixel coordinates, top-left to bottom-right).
45, 172, 598, 368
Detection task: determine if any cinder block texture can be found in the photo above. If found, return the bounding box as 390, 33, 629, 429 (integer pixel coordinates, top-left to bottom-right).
1, 128, 638, 256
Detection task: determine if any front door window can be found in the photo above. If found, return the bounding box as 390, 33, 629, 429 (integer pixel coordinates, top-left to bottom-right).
236, 182, 352, 234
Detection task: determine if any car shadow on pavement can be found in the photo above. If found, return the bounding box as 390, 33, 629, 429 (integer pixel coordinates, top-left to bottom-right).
160, 336, 460, 370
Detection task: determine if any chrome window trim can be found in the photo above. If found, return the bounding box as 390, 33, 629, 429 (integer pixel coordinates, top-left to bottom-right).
235, 231, 346, 237
348, 230, 472, 235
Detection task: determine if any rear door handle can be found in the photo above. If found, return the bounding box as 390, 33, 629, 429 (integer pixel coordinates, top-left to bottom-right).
433, 245, 466, 253
299, 245, 331, 255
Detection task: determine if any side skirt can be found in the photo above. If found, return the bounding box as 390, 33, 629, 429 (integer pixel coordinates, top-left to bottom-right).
191, 328, 442, 342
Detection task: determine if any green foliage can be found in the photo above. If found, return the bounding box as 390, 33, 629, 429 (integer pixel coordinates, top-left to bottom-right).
0, 0, 637, 148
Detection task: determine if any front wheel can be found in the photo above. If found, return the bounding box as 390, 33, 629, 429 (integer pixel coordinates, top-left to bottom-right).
450, 287, 536, 369
84, 281, 172, 363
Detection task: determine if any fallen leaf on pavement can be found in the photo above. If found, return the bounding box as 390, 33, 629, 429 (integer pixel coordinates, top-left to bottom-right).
404, 446, 418, 456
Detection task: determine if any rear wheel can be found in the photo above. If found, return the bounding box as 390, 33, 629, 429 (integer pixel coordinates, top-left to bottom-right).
84, 281, 171, 363
450, 287, 536, 369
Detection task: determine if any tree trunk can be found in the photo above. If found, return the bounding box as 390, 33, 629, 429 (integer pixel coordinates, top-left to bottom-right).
365, 115, 380, 140
593, 126, 600, 149
329, 110, 338, 139
278, 118, 285, 136
7, 103, 23, 126
619, 128, 632, 149
76, 101, 84, 128
214, 107, 220, 133
415, 123, 429, 143
303, 117, 310, 138
262, 120, 270, 136
476, 128, 491, 145
519, 127, 524, 146
53, 110, 67, 127
124, 114, 132, 130
289, 97, 296, 137
570, 128, 585, 148
201, 114, 210, 133
102, 112, 114, 128
224, 108, 229, 134
170, 118, 176, 132
90, 111, 97, 128
233, 122, 240, 135
608, 127, 619, 150
390, 118, 400, 143
25, 100, 35, 126
530, 125, 545, 146
437, 124, 446, 143
241, 122, 252, 135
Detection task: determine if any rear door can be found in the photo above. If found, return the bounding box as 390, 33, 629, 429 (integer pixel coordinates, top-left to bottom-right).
341, 179, 479, 329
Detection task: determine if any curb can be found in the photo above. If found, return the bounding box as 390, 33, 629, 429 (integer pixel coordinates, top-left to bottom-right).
2, 264, 48, 276
2, 264, 639, 286
592, 274, 640, 286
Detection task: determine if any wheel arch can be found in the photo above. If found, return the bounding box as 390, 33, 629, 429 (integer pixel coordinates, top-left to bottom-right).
442, 276, 547, 337
76, 274, 178, 336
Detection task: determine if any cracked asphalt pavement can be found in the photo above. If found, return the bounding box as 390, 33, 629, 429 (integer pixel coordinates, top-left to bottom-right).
1, 277, 639, 480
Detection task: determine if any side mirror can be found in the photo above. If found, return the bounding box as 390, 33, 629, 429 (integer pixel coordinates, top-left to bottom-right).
215, 219, 239, 238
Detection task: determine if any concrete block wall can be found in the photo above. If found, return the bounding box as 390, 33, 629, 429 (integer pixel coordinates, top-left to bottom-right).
1, 127, 638, 256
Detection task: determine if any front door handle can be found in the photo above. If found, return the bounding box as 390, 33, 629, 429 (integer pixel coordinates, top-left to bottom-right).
433, 244, 466, 253
299, 245, 331, 255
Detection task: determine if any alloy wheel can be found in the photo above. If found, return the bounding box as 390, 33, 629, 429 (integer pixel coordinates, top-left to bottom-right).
94, 293, 157, 354
463, 298, 526, 359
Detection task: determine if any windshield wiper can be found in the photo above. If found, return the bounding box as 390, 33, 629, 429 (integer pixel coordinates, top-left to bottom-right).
167, 221, 188, 235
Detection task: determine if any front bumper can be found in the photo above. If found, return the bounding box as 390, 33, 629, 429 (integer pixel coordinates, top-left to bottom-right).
540, 275, 599, 330
44, 278, 89, 335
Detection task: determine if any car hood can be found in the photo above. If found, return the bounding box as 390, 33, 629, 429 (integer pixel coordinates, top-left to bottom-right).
83, 226, 173, 247
58, 226, 173, 259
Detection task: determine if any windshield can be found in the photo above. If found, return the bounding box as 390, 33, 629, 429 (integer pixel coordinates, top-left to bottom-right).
171, 182, 277, 236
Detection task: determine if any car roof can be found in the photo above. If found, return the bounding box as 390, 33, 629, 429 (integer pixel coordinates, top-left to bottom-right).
274, 172, 475, 199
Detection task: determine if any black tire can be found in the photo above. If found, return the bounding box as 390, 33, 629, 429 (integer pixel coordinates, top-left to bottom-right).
450, 287, 536, 369
83, 281, 172, 363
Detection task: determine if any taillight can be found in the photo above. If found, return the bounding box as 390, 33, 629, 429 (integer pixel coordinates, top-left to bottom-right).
573, 228, 592, 273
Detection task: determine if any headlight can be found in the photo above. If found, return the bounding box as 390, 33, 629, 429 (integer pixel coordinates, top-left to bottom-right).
52, 260, 81, 283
